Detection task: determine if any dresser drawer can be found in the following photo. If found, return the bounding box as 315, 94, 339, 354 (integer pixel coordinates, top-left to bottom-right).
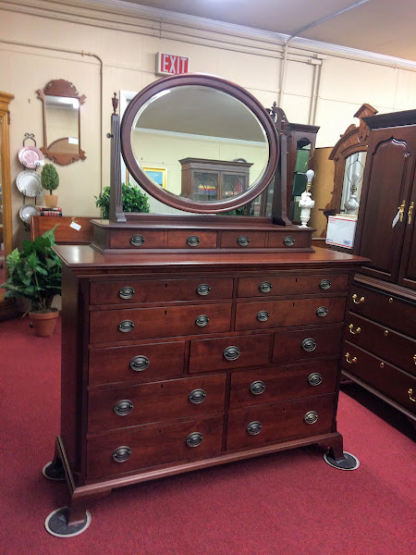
189, 334, 270, 374
235, 297, 346, 331
90, 277, 233, 305
89, 341, 185, 386
229, 360, 338, 409
87, 416, 224, 480
272, 325, 343, 365
227, 394, 336, 450
90, 303, 232, 344
349, 283, 416, 337
88, 374, 227, 433
167, 231, 217, 249
109, 229, 165, 249
342, 342, 416, 414
267, 232, 310, 249
238, 274, 349, 298
220, 231, 266, 248
345, 313, 416, 376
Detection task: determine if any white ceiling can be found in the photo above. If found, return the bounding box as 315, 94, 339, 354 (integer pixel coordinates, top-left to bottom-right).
117, 0, 416, 62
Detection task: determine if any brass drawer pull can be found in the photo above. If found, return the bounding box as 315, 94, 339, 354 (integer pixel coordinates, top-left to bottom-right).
197, 283, 211, 296
195, 314, 210, 327
223, 346, 240, 361
283, 236, 295, 247
304, 411, 318, 425
316, 306, 328, 318
188, 389, 206, 405
187, 235, 200, 247
113, 399, 134, 416
352, 294, 365, 305
112, 446, 132, 463
130, 234, 145, 247
259, 281, 272, 293
186, 432, 203, 448
319, 279, 332, 291
345, 352, 357, 364
237, 235, 250, 247
302, 338, 317, 352
129, 355, 149, 372
249, 380, 266, 395
349, 324, 361, 335
257, 310, 270, 322
308, 373, 323, 386
119, 286, 135, 300
246, 421, 262, 436
118, 320, 134, 333
408, 389, 416, 403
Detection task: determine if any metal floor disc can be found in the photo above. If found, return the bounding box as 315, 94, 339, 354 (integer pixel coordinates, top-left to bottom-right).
45, 507, 91, 538
323, 451, 360, 471
42, 461, 65, 482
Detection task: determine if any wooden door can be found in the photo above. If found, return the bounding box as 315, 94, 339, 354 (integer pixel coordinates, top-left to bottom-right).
354, 125, 416, 283
398, 172, 416, 290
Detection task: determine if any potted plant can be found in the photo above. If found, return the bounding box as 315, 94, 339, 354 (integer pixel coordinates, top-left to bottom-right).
1, 226, 62, 336
95, 182, 150, 218
41, 163, 60, 208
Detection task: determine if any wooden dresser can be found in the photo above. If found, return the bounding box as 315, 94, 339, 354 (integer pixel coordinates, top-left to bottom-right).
342, 110, 416, 424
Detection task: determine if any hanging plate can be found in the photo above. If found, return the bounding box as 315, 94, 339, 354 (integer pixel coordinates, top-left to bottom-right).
17, 146, 44, 169
19, 204, 38, 224
16, 170, 42, 197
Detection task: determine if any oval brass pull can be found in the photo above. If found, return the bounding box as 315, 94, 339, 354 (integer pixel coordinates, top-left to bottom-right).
345, 352, 357, 364
129, 355, 149, 372
112, 446, 132, 463
408, 389, 416, 403
259, 281, 272, 293
319, 279, 332, 291
352, 294, 365, 305
304, 411, 318, 425
316, 306, 328, 318
130, 234, 145, 247
188, 389, 206, 405
249, 380, 266, 395
302, 338, 317, 352
348, 324, 361, 335
118, 320, 134, 333
308, 373, 323, 387
246, 421, 262, 436
197, 283, 211, 296
283, 236, 295, 247
187, 235, 200, 247
113, 399, 134, 416
195, 314, 210, 327
186, 432, 203, 448
119, 286, 135, 300
257, 310, 270, 322
237, 235, 250, 247
223, 346, 241, 361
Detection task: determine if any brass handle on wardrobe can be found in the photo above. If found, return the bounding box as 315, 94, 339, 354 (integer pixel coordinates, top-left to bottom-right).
408, 389, 416, 402
348, 324, 361, 335
352, 294, 365, 305
398, 200, 406, 223
345, 352, 357, 364
408, 201, 414, 225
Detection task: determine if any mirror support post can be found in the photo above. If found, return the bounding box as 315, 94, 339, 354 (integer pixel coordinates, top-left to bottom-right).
109, 112, 126, 223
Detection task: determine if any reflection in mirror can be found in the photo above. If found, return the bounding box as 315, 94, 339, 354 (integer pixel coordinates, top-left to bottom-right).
130, 85, 269, 204
290, 140, 311, 222
340, 152, 366, 215
37, 79, 86, 165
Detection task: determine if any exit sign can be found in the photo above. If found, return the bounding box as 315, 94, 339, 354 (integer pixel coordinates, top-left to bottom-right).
157, 53, 190, 76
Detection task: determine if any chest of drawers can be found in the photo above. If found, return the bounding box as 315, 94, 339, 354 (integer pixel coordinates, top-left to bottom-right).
49, 246, 365, 527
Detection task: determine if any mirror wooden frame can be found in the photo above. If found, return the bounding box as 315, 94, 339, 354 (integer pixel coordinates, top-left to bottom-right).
119, 74, 279, 215
37, 79, 86, 166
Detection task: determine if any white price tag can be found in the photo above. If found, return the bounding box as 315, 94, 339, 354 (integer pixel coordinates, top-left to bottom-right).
70, 221, 81, 231
392, 209, 400, 228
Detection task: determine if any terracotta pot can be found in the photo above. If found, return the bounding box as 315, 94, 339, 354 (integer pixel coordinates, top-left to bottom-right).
44, 195, 58, 208
29, 309, 59, 337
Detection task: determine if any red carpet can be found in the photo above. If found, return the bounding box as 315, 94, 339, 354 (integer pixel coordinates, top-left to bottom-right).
1, 316, 415, 555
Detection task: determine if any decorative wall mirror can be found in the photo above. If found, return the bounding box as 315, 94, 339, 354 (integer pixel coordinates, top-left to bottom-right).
37, 79, 86, 165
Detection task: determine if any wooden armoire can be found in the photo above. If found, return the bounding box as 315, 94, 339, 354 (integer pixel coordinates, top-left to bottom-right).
342, 110, 416, 423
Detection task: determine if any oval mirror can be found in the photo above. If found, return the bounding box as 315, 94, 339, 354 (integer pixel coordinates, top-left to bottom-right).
121, 74, 278, 214
340, 151, 366, 216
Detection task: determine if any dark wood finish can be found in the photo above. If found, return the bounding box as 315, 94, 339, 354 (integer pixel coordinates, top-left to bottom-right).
237, 273, 349, 297
220, 231, 266, 248
167, 230, 217, 249
109, 109, 126, 223
31, 216, 95, 244
109, 229, 166, 249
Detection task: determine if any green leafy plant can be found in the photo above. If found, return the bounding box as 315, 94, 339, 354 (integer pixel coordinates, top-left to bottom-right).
95, 183, 151, 219
1, 227, 62, 312
41, 163, 60, 195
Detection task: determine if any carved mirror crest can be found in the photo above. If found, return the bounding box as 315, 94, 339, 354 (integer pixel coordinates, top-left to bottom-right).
37, 79, 86, 165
